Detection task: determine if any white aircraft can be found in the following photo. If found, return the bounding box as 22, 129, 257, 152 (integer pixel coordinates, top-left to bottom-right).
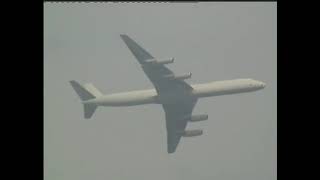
70, 34, 266, 153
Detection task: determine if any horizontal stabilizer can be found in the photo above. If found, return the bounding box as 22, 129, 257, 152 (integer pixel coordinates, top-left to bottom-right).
70, 80, 101, 119
84, 104, 97, 119
84, 83, 102, 97
70, 80, 95, 101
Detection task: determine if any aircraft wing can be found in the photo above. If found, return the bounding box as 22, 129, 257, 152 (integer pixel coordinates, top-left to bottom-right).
162, 99, 197, 153
120, 34, 193, 95
120, 34, 198, 153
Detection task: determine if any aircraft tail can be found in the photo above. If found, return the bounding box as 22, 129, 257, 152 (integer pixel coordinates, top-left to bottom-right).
69, 80, 103, 119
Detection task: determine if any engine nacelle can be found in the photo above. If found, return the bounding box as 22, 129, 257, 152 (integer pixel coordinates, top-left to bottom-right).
180, 129, 203, 137
145, 58, 174, 65
164, 72, 192, 80
184, 114, 208, 122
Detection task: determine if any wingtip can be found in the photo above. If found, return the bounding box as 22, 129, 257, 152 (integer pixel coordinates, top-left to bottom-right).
69, 80, 80, 86
69, 80, 76, 85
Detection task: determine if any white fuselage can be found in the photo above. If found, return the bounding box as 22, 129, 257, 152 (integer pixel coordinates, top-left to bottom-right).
84, 79, 266, 106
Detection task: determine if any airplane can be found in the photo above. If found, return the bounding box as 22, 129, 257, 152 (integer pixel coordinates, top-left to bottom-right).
70, 34, 266, 154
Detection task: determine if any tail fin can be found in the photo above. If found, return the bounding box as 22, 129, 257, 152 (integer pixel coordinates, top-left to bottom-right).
69, 80, 102, 119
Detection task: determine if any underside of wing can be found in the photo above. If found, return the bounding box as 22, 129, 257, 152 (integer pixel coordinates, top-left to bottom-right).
120, 34, 193, 95
120, 34, 200, 153
165, 112, 187, 153
163, 99, 197, 153
120, 34, 154, 63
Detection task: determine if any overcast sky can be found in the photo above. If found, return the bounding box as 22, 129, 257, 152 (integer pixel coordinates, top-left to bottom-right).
44, 2, 276, 180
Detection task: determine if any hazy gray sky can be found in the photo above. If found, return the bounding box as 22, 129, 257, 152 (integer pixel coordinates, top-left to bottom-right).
44, 2, 276, 180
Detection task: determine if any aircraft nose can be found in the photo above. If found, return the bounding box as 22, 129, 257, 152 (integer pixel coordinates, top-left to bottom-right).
252, 80, 266, 89
259, 82, 266, 88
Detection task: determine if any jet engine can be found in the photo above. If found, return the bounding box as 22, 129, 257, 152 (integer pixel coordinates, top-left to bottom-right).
145, 58, 174, 65
181, 129, 203, 137
184, 114, 208, 122
164, 72, 192, 80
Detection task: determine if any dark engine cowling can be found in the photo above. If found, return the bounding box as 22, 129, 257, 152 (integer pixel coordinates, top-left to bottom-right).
181, 129, 203, 137
145, 58, 174, 65
164, 72, 192, 80
184, 114, 208, 122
